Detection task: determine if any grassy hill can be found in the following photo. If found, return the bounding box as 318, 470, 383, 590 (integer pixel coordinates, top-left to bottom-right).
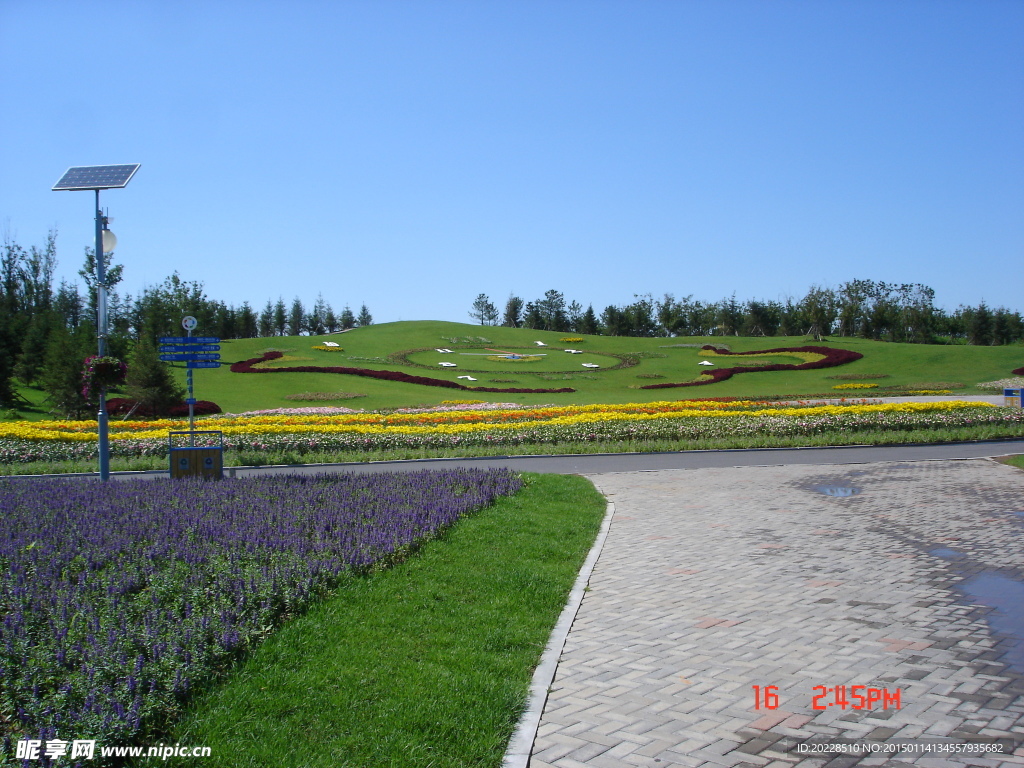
167, 321, 1023, 414
9, 320, 1022, 419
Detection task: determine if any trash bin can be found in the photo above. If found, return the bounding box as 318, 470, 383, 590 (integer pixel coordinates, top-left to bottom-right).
168, 431, 224, 479
1005, 388, 1023, 408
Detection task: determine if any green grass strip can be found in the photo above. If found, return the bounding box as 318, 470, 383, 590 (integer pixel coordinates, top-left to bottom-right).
1000, 454, 1024, 471
158, 474, 607, 768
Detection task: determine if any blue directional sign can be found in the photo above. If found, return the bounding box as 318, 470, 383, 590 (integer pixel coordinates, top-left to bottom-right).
186, 361, 221, 369
160, 353, 221, 362
159, 336, 220, 344
159, 344, 221, 353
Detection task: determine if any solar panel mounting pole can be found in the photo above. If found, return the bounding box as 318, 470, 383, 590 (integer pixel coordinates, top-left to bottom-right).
52, 164, 140, 481
95, 190, 110, 480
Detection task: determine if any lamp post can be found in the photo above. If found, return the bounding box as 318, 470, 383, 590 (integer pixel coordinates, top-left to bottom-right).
53, 164, 140, 481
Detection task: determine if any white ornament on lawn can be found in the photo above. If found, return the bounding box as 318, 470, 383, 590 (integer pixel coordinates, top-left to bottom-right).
321, 341, 340, 347
699, 360, 715, 366
438, 362, 457, 367
456, 376, 478, 381
534, 341, 547, 346
435, 348, 454, 353
582, 363, 600, 368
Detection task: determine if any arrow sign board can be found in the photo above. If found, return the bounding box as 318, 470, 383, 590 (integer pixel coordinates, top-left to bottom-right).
186, 361, 221, 369
159, 344, 221, 353
159, 336, 220, 344
160, 353, 221, 362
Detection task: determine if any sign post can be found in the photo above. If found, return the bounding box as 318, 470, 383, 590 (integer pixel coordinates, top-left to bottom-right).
159, 317, 223, 477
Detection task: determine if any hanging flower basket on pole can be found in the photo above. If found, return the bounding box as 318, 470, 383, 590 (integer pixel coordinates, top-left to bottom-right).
82, 355, 127, 399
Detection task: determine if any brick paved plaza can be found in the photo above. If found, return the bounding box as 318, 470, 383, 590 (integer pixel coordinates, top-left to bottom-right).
523, 459, 1024, 767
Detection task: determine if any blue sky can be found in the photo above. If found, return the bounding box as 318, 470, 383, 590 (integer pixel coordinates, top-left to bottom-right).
2, 0, 1022, 326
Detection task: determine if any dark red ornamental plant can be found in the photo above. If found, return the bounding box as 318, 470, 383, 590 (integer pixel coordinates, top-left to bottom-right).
231, 351, 576, 394
641, 345, 864, 390
106, 398, 223, 418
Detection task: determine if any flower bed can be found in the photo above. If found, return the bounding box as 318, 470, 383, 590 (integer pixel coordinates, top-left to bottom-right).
0, 469, 523, 750
231, 351, 575, 394
1, 400, 1019, 464
642, 345, 863, 389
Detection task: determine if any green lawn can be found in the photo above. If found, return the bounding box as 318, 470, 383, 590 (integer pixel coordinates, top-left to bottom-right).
8, 320, 1023, 420
158, 473, 607, 768
138, 323, 1024, 413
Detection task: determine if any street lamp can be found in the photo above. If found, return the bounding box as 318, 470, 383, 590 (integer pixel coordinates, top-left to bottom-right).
52, 164, 140, 480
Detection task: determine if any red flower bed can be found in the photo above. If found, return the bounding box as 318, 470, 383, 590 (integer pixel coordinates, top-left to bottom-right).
641, 345, 863, 390
1013, 366, 1024, 376
106, 398, 223, 418
230, 352, 575, 394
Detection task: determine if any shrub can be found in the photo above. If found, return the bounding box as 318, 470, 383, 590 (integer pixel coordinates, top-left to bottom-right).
106, 398, 222, 418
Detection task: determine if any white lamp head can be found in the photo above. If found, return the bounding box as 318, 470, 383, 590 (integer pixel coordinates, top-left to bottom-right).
101, 229, 117, 253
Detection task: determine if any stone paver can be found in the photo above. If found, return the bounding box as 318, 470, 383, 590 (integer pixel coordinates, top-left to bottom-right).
525, 459, 1024, 767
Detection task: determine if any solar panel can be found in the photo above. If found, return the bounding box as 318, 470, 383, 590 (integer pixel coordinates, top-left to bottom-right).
52, 164, 141, 191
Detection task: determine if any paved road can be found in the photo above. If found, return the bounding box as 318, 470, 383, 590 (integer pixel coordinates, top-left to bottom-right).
517, 458, 1024, 767
217, 439, 1024, 477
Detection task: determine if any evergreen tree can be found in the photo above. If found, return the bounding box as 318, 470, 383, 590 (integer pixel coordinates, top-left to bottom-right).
78, 247, 124, 321
324, 304, 339, 333
339, 305, 356, 330
521, 301, 543, 329
238, 302, 259, 338
289, 297, 305, 336
124, 337, 186, 416
503, 295, 524, 328
601, 305, 628, 336
40, 323, 93, 418
309, 294, 328, 335
14, 310, 55, 386
538, 289, 568, 331
258, 300, 274, 337
0, 303, 16, 407
970, 302, 993, 345
469, 293, 497, 325
53, 280, 84, 330
579, 304, 599, 335
273, 297, 287, 336
357, 304, 373, 327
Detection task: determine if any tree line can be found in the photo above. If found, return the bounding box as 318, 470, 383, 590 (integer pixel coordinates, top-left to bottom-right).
0, 231, 372, 415
470, 283, 1024, 345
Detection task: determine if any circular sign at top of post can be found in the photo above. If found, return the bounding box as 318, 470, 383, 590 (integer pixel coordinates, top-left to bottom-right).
181, 316, 198, 331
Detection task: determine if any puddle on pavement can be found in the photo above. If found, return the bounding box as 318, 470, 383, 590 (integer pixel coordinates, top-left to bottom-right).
956, 572, 1024, 674
813, 486, 861, 498
930, 547, 968, 560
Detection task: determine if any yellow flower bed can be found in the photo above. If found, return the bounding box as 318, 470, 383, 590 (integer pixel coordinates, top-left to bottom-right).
702, 348, 826, 365
832, 383, 879, 390
0, 400, 997, 442
560, 337, 584, 343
